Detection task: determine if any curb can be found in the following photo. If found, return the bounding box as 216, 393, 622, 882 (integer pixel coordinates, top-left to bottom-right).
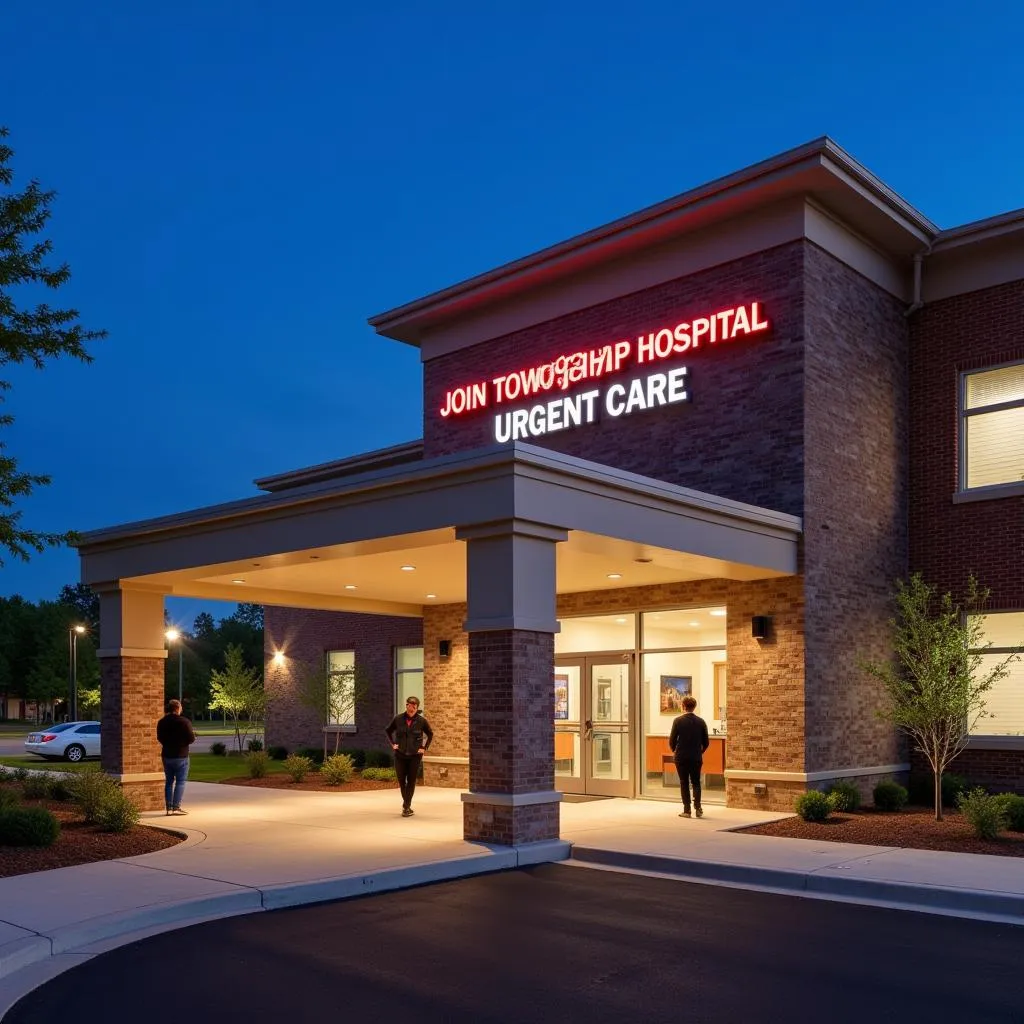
569, 846, 1024, 922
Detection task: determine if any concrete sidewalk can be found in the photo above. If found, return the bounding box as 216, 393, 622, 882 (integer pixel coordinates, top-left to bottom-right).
2, 783, 1024, 1018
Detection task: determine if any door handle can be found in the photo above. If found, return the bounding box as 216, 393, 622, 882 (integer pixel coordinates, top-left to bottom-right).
584, 719, 593, 736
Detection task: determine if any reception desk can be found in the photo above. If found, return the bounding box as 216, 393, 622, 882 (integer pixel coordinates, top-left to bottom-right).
651, 735, 727, 783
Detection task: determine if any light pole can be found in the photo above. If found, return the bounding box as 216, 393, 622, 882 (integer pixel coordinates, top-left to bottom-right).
165, 629, 183, 704
68, 625, 86, 721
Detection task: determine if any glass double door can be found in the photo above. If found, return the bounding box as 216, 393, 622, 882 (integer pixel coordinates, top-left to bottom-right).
554, 655, 632, 798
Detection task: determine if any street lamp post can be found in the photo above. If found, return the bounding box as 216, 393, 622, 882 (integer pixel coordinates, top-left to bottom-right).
68, 625, 86, 721
165, 629, 183, 704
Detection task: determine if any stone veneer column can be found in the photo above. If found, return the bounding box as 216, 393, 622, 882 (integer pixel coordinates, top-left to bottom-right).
96, 585, 168, 811
456, 519, 567, 847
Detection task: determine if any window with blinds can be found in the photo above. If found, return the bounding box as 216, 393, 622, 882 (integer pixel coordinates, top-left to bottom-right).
969, 613, 1024, 737
961, 362, 1024, 490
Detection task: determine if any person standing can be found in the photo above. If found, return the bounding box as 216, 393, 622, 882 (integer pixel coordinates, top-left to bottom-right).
668, 694, 709, 818
157, 698, 196, 815
385, 697, 433, 817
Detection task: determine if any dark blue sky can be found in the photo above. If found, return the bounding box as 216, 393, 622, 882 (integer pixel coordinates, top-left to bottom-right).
1, 0, 1022, 628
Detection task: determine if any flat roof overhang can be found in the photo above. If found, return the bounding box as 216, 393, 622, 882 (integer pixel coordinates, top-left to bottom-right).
78, 443, 802, 616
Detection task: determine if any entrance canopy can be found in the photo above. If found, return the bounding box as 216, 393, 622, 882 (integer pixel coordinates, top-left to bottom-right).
78, 443, 802, 611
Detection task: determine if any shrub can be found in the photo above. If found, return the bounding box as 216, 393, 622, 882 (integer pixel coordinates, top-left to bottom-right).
957, 787, 1007, 840
361, 766, 398, 782
0, 787, 20, 812
991, 793, 1024, 832
825, 781, 861, 813
94, 790, 141, 832
267, 745, 289, 761
247, 738, 264, 753
71, 768, 122, 825
345, 748, 367, 770
245, 751, 270, 779
873, 781, 909, 812
12, 767, 29, 783
364, 750, 394, 769
48, 775, 75, 802
296, 747, 325, 766
210, 742, 228, 757
795, 790, 832, 822
321, 754, 354, 785
21, 774, 53, 800
0, 806, 60, 846
283, 754, 314, 782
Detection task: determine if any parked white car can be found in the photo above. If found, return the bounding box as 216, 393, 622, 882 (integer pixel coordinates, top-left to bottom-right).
24, 721, 101, 762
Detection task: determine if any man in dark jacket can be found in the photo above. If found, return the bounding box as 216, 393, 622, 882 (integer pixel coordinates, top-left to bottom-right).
156, 699, 196, 815
668, 695, 709, 818
385, 696, 434, 817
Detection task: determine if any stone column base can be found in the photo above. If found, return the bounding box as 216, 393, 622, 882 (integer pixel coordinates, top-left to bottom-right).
462, 791, 561, 845
119, 777, 166, 812
423, 757, 469, 789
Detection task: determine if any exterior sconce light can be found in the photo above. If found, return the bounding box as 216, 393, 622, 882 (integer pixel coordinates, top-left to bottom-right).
438, 640, 452, 659
751, 616, 772, 640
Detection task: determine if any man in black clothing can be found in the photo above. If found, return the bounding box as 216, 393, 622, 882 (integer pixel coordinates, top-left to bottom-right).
156, 699, 196, 815
668, 694, 709, 818
385, 696, 434, 817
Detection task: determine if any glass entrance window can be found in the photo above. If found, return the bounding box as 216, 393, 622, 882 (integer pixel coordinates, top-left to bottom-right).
554, 664, 581, 780
589, 662, 629, 787
556, 614, 636, 653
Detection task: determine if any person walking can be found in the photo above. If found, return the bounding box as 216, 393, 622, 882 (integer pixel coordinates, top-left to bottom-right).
668, 694, 709, 818
385, 696, 433, 817
157, 698, 196, 815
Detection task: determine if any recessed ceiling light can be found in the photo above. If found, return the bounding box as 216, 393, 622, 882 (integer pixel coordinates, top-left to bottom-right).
344, 585, 357, 591
231, 579, 246, 585
400, 565, 416, 572
615, 617, 627, 624
426, 593, 437, 599
709, 609, 726, 617
634, 557, 653, 564
689, 621, 700, 627
607, 573, 622, 580
309, 555, 320, 560
252, 563, 261, 567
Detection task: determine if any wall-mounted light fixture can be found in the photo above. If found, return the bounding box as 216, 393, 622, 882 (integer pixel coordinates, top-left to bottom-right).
272, 651, 286, 664
438, 639, 452, 659
751, 616, 772, 640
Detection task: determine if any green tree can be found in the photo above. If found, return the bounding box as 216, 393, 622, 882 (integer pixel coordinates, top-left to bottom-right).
0, 127, 105, 564
863, 574, 1021, 820
208, 644, 265, 753
57, 583, 99, 634
232, 603, 264, 631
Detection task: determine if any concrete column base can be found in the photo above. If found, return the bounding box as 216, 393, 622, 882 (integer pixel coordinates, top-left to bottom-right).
462, 792, 561, 845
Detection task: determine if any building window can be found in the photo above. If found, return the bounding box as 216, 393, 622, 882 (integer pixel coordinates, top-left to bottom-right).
395, 646, 424, 713
969, 612, 1024, 737
326, 650, 356, 727
961, 361, 1024, 491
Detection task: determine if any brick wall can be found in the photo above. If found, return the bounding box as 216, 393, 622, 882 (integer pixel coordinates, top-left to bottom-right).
909, 279, 1024, 605
100, 655, 165, 811
422, 603, 469, 787
802, 243, 909, 773
911, 746, 1024, 795
264, 607, 422, 754
423, 242, 807, 516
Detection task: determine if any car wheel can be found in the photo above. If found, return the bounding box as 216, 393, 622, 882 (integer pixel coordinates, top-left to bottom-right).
65, 744, 86, 763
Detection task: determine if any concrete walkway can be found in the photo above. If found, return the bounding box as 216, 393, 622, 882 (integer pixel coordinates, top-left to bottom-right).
2, 783, 1024, 1018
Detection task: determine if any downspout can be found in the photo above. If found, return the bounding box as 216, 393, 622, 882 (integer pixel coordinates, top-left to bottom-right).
904, 244, 933, 317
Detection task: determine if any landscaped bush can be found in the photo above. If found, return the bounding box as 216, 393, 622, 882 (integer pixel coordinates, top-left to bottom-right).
245, 751, 270, 778
21, 774, 53, 800
71, 767, 123, 825
873, 781, 909, 812
210, 742, 228, 757
48, 775, 75, 802
283, 754, 314, 782
0, 787, 20, 812
364, 750, 394, 769
247, 738, 264, 753
296, 747, 325, 766
345, 748, 367, 770
320, 753, 354, 785
795, 790, 832, 822
957, 787, 1007, 840
267, 745, 289, 761
825, 781, 861, 813
909, 771, 969, 808
361, 767, 398, 782
0, 806, 60, 846
991, 793, 1024, 832
12, 767, 29, 783
94, 790, 141, 832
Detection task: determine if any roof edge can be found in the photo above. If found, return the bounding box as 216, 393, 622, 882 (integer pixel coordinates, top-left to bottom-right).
255, 439, 424, 492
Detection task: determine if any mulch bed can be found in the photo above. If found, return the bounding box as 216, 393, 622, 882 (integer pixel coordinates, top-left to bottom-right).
737, 805, 1024, 857
220, 775, 398, 793
0, 791, 183, 879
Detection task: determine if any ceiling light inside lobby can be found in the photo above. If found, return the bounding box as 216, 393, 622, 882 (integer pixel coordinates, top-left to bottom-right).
231, 579, 246, 584
344, 585, 357, 590
710, 609, 726, 617
607, 573, 622, 580
400, 565, 416, 572
426, 593, 437, 599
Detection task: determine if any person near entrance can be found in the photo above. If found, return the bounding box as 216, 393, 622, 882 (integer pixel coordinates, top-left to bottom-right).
669, 695, 708, 818
385, 696, 434, 817
157, 699, 196, 815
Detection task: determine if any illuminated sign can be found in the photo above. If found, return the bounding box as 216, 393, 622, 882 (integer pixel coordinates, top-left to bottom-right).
437, 301, 769, 442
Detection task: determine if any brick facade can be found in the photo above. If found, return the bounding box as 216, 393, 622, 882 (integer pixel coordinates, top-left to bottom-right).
422, 603, 469, 788
100, 656, 165, 811
264, 607, 422, 754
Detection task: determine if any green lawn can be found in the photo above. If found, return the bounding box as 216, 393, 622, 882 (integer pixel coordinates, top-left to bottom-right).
0, 752, 287, 783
